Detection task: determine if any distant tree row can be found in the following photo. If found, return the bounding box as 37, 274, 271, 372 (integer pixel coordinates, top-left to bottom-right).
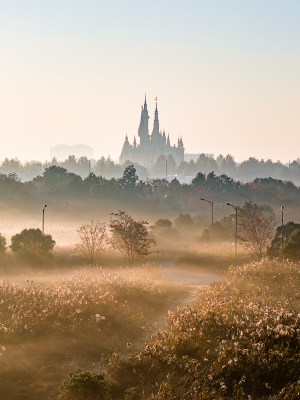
1, 153, 299, 184
0, 165, 299, 219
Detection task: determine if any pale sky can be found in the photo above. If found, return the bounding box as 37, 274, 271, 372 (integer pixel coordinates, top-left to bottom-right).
0, 0, 299, 163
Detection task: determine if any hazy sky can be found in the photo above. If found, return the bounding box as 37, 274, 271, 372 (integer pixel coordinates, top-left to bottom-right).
0, 0, 299, 163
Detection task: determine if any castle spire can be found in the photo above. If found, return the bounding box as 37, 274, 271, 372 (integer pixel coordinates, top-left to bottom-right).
138, 95, 149, 144
151, 97, 160, 139
167, 134, 170, 147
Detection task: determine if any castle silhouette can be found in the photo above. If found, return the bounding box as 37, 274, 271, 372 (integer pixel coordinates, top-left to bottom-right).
119, 96, 184, 167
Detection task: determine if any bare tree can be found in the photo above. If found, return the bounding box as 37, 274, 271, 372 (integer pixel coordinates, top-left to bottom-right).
109, 211, 156, 266
237, 202, 275, 258
76, 221, 108, 264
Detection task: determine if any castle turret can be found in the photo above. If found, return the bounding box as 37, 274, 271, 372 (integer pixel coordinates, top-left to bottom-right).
119, 134, 132, 164
162, 130, 166, 145
151, 98, 160, 141
138, 95, 149, 145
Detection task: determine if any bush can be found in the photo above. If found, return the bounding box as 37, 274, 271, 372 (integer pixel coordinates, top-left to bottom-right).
10, 228, 55, 264
58, 369, 111, 400
281, 228, 300, 261
0, 233, 6, 256
268, 222, 300, 258
173, 213, 194, 230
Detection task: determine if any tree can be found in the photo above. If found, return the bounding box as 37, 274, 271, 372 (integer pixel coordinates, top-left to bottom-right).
0, 233, 7, 255
120, 164, 138, 190
76, 221, 108, 265
192, 172, 206, 186
10, 228, 55, 263
237, 202, 275, 258
280, 228, 300, 260
109, 211, 156, 266
173, 213, 194, 230
201, 216, 235, 242
267, 222, 300, 258
154, 219, 172, 229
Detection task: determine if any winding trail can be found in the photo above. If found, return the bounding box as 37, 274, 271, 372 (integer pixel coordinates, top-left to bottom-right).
162, 264, 224, 286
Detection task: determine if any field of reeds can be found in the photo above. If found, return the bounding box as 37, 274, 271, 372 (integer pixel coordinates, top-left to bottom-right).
100, 259, 300, 400
0, 245, 299, 399
0, 266, 189, 400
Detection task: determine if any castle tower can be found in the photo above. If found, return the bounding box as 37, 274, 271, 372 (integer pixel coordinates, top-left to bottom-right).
162, 130, 166, 145
167, 134, 170, 147
151, 97, 160, 141
119, 134, 132, 164
138, 95, 149, 145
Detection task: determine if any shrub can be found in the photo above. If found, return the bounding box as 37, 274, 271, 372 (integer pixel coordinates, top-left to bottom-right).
0, 233, 7, 256
58, 369, 111, 400
281, 228, 300, 261
268, 222, 300, 258
10, 228, 55, 264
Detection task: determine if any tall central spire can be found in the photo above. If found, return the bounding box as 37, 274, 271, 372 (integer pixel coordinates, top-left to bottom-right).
138, 95, 149, 144
152, 97, 159, 138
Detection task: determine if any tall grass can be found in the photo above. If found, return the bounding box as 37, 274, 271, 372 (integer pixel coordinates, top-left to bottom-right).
106, 259, 300, 399
0, 266, 188, 400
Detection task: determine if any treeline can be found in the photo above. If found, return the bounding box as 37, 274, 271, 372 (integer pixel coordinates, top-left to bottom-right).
0, 164, 299, 220
1, 153, 300, 184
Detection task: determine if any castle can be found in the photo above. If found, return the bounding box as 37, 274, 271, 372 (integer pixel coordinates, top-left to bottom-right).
119, 97, 184, 167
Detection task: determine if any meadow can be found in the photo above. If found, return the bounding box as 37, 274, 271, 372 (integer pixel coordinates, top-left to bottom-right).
0, 266, 190, 399
0, 214, 299, 400
106, 258, 300, 400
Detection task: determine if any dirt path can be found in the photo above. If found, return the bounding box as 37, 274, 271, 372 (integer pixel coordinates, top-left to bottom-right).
162, 264, 224, 286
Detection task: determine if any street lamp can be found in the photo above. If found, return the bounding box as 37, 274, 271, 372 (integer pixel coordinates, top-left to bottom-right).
200, 198, 214, 231
42, 204, 47, 234
281, 205, 284, 246
226, 203, 238, 256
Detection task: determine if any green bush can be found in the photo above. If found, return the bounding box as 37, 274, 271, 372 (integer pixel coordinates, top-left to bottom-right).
281, 228, 300, 261
10, 228, 55, 264
0, 233, 7, 255
58, 369, 111, 400
268, 222, 300, 258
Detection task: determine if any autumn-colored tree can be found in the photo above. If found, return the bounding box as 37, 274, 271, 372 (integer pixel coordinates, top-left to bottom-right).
109, 211, 156, 266
76, 221, 108, 264
237, 202, 275, 258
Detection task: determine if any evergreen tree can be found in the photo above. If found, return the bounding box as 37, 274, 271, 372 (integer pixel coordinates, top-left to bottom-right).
120, 164, 139, 190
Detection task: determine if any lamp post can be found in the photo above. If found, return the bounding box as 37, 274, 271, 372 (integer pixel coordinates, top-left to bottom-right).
281, 205, 284, 246
42, 204, 47, 234
226, 203, 238, 256
200, 198, 214, 231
